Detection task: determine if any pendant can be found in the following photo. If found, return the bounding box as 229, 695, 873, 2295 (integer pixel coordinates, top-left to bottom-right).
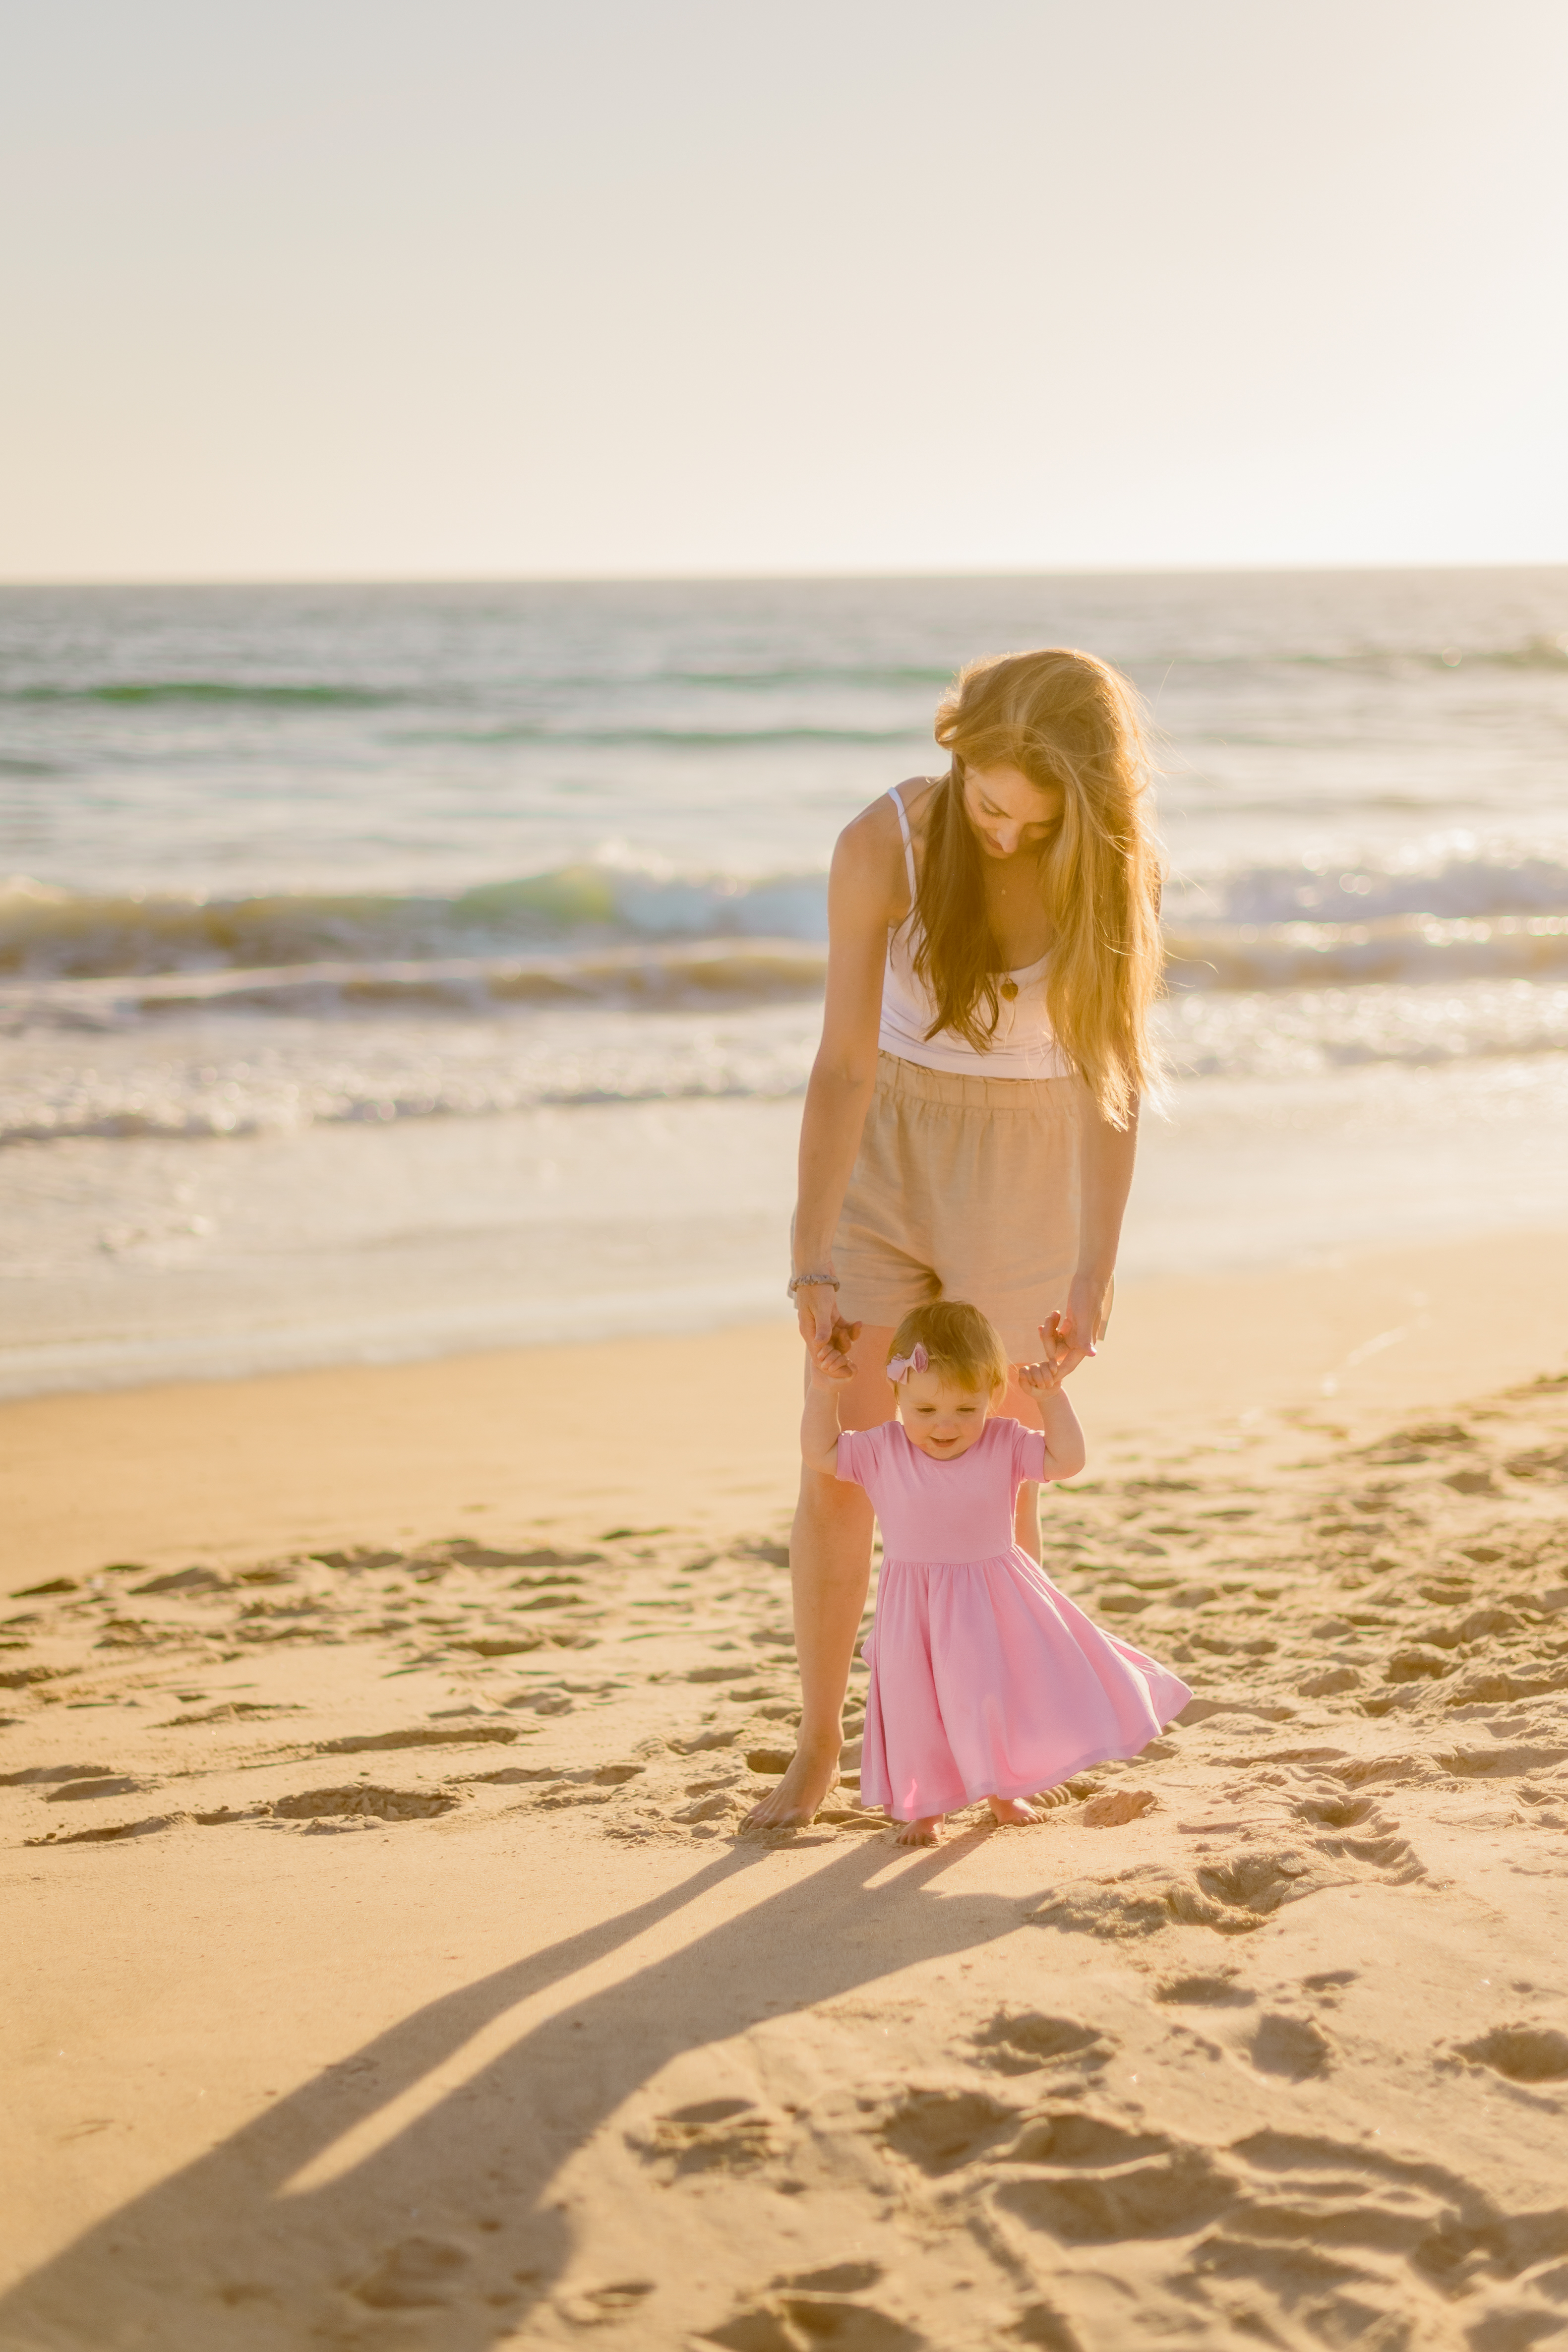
999, 978, 1019, 1000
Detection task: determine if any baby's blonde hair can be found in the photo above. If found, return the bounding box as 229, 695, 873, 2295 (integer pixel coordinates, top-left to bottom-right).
887, 1301, 1009, 1395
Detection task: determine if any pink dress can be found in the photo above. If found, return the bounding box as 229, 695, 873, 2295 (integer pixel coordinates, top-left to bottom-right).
837, 1416, 1192, 1819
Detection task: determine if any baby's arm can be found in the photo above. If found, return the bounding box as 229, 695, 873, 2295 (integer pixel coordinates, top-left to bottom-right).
801, 1335, 854, 1476
1015, 1318, 1088, 1482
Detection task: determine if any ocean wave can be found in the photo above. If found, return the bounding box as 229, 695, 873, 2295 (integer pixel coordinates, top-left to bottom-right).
0, 869, 832, 980
7, 917, 1567, 1032
0, 656, 955, 702
5, 846, 1568, 999
0, 940, 829, 1030
612, 663, 955, 690
1138, 632, 1568, 676
4, 635, 1565, 710
405, 724, 924, 747
1162, 977, 1568, 1079
0, 1004, 821, 1144
1165, 912, 1568, 990
1164, 852, 1568, 928
2, 683, 928, 747
1332, 633, 1568, 674
4, 976, 1566, 1148
3, 680, 404, 708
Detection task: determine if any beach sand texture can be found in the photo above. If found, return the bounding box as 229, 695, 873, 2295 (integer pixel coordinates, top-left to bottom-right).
5, 1241, 1568, 2350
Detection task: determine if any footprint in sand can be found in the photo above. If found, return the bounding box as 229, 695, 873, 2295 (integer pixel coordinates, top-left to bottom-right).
350, 2236, 471, 2310
1294, 1791, 1375, 1828
995, 2140, 1239, 2243
1031, 1848, 1320, 1939
971, 2011, 1114, 2075
1449, 2024, 1568, 2085
554, 2279, 656, 2325
270, 1784, 460, 1824
321, 1724, 521, 1755
1246, 2012, 1334, 2079
1011, 2302, 1084, 2350
1301, 1967, 1359, 2004
635, 2098, 776, 2179
1438, 1743, 1568, 1780
1076, 1786, 1158, 1827
703, 2273, 920, 2352
974, 2108, 1568, 2352
47, 1775, 146, 1802
161, 1701, 302, 1726
1009, 2114, 1173, 2167
26, 1813, 178, 1847
879, 2090, 1022, 2174
1154, 1970, 1255, 2008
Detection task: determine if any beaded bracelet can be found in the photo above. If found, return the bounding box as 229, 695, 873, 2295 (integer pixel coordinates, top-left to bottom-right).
786, 1271, 840, 1298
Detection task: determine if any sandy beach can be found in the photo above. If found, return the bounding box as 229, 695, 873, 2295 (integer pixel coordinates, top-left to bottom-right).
4, 1225, 1568, 2349
7, 0, 1568, 2331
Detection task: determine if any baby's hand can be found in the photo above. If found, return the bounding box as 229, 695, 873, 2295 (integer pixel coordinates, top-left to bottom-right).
808, 1335, 856, 1390
1015, 1321, 1069, 1397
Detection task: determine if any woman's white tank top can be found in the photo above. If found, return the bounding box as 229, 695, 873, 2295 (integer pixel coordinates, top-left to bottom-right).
877, 784, 1075, 1079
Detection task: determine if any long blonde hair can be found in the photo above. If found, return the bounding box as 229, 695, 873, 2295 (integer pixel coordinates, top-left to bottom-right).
913, 647, 1162, 1128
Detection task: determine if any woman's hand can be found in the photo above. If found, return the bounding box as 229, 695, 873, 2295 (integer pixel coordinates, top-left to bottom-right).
1046, 1279, 1110, 1378
794, 1281, 860, 1359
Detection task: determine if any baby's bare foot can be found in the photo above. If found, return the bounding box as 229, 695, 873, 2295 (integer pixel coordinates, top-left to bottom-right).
986, 1795, 1039, 1827
741, 1732, 841, 1832
894, 1813, 943, 1846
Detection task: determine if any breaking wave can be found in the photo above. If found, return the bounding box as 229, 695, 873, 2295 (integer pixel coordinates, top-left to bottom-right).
4, 844, 1568, 1008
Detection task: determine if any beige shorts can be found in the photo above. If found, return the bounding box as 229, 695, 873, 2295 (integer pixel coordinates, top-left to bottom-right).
832, 1052, 1090, 1362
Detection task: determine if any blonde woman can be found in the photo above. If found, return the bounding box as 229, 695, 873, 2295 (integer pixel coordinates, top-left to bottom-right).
748, 647, 1163, 1831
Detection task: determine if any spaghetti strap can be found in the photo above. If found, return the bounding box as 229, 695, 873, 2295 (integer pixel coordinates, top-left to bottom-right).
887, 785, 917, 908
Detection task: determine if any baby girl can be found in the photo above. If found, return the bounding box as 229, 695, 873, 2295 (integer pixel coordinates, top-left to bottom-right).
801, 1299, 1191, 1844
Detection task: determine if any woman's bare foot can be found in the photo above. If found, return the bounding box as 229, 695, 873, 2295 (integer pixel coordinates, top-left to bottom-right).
894, 1813, 943, 1846
986, 1795, 1039, 1827
741, 1731, 841, 1831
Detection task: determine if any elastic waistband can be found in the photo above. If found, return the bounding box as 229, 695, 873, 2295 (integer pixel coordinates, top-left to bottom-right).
873, 1050, 1082, 1111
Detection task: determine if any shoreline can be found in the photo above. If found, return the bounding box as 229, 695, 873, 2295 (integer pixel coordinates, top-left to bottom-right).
8, 1040, 1568, 1406
5, 1225, 1568, 1584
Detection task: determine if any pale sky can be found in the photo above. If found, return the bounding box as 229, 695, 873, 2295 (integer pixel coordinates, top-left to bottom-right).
2, 0, 1565, 579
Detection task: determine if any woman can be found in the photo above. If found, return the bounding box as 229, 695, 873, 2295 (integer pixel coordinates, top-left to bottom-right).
747, 646, 1163, 1831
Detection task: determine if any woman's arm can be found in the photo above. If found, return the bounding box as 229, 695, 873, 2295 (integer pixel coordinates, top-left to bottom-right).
792, 801, 907, 1349
1054, 1095, 1139, 1377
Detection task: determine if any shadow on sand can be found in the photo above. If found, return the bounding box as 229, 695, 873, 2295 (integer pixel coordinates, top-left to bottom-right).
5, 1827, 1049, 2348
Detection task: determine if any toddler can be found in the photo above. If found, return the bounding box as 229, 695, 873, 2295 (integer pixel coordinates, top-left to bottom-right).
802, 1300, 1191, 1845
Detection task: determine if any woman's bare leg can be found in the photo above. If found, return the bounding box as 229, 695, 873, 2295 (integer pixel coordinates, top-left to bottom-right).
744, 1325, 896, 1830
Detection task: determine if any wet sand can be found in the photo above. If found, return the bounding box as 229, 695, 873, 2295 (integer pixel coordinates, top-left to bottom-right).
4, 1227, 1568, 2349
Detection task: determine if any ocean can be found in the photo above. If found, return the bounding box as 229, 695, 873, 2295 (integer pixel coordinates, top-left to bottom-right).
3, 571, 1567, 1394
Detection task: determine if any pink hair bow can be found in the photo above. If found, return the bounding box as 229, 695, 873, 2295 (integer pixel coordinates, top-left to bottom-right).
887, 1342, 929, 1383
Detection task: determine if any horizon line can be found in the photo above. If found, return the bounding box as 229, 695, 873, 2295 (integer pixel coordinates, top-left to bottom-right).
3, 557, 1568, 592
